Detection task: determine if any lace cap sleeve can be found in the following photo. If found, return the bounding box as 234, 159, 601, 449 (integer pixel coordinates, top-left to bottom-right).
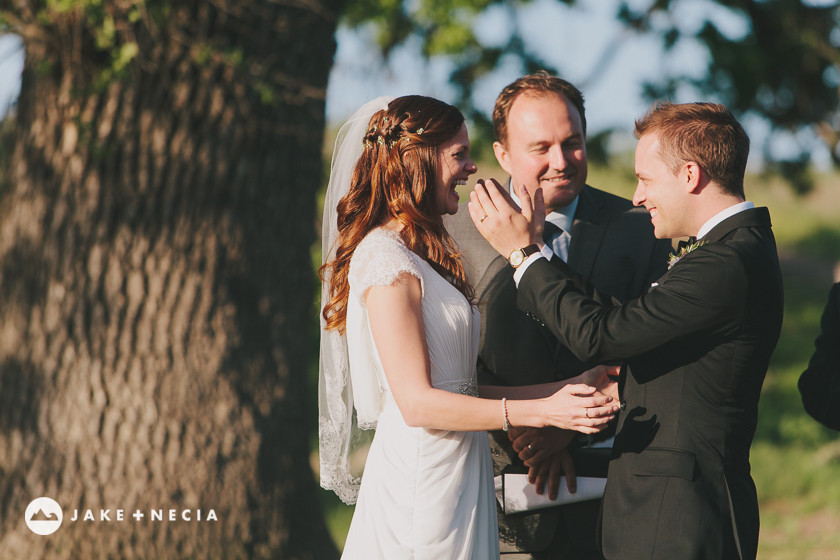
349, 229, 424, 299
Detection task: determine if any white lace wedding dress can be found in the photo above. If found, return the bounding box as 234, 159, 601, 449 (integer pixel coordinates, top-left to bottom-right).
341, 227, 499, 559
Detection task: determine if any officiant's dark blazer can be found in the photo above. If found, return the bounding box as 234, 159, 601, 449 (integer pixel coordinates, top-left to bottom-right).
516, 207, 783, 560
445, 185, 671, 556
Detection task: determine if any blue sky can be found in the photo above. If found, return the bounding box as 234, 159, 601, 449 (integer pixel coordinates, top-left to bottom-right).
326, 0, 833, 168
0, 0, 832, 168
0, 34, 21, 115
326, 0, 711, 130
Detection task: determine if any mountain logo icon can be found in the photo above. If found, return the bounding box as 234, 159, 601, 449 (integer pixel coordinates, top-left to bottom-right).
30, 509, 58, 521
25, 497, 63, 535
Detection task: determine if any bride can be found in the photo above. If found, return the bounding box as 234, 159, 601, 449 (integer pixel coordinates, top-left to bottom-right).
318, 95, 618, 558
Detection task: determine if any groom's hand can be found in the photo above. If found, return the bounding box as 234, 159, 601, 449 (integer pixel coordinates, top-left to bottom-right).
577, 364, 620, 402
509, 427, 576, 499
530, 448, 577, 500
468, 179, 545, 258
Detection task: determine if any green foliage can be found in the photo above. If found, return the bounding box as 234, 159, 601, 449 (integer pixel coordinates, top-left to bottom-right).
318, 489, 355, 550
94, 11, 117, 49
752, 441, 840, 506
94, 41, 139, 88
793, 226, 840, 262
343, 0, 504, 56
1, 1, 279, 105
0, 0, 148, 90
340, 0, 840, 191
614, 0, 840, 189
341, 0, 564, 148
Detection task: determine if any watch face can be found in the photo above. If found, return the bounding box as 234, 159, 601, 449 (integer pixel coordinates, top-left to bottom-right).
509, 249, 524, 267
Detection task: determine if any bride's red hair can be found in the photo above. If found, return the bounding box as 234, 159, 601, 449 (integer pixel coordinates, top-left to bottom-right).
320, 95, 474, 333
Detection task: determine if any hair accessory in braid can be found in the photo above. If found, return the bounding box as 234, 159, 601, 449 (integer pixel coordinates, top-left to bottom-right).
362, 109, 427, 149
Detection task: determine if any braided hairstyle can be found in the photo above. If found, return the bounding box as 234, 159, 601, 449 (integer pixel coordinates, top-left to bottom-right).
321, 95, 474, 333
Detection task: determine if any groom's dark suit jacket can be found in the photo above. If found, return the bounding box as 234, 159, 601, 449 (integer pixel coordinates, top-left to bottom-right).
446, 185, 671, 556
517, 207, 783, 560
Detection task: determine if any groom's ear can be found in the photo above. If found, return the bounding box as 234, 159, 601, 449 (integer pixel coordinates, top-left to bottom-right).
683, 161, 704, 193
493, 141, 512, 175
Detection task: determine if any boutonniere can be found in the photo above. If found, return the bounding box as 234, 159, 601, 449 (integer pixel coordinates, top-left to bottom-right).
668, 239, 707, 269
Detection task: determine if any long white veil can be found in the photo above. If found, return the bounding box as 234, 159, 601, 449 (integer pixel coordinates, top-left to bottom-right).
318, 96, 392, 504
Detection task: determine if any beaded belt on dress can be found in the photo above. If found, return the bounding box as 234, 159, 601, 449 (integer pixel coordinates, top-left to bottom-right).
435, 378, 478, 397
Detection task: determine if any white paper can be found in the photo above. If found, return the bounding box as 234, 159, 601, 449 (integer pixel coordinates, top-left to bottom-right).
494, 473, 606, 514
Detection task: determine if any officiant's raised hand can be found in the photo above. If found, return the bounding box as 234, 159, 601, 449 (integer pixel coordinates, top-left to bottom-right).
468, 179, 545, 259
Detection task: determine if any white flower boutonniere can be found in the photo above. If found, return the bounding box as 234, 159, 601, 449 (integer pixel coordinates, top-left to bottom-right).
668, 239, 707, 270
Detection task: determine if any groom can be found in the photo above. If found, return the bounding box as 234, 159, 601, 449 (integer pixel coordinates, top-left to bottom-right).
469, 101, 783, 560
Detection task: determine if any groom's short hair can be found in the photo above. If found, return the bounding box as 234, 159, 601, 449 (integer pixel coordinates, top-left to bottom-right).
635, 101, 749, 199
493, 70, 587, 147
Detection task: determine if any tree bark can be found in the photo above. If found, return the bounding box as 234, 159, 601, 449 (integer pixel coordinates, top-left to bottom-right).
0, 1, 341, 558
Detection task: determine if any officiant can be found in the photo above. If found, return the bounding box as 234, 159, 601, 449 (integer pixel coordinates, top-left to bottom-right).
444, 71, 669, 559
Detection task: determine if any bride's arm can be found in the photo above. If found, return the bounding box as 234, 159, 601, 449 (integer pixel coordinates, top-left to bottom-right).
479, 365, 620, 401
366, 273, 618, 433
480, 382, 570, 400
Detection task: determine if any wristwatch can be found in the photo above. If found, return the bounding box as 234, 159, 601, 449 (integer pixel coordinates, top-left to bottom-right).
508, 244, 540, 269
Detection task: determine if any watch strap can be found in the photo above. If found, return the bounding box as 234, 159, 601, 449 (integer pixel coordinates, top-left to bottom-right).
508, 244, 540, 269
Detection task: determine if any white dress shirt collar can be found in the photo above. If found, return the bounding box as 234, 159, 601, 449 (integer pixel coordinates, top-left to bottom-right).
696, 201, 755, 240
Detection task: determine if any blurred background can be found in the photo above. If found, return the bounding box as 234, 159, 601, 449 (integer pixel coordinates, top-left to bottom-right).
316, 1, 840, 558
0, 1, 836, 558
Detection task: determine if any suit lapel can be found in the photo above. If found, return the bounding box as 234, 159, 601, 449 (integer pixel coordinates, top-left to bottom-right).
567, 186, 608, 280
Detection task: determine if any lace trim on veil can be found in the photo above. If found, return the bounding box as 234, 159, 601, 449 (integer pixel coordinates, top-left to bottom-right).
317, 313, 362, 504
318, 97, 393, 504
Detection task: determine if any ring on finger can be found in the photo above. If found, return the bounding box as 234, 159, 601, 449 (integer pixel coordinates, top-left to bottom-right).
527, 443, 535, 453
585, 408, 590, 419
480, 214, 488, 222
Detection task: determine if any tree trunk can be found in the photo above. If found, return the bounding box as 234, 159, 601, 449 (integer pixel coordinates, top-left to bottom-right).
0, 1, 341, 557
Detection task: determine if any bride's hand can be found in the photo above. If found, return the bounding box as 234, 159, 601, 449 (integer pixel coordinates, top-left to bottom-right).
541, 384, 619, 434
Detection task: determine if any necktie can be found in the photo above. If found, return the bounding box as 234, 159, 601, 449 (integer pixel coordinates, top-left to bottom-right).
543, 221, 567, 260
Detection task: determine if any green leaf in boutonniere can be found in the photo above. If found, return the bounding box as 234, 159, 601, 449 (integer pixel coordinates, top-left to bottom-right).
668, 239, 708, 270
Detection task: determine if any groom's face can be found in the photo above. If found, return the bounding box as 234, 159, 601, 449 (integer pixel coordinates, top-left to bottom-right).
633, 133, 691, 239
493, 92, 587, 213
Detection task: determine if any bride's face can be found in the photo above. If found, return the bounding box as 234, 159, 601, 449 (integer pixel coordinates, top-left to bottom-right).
434, 123, 477, 215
